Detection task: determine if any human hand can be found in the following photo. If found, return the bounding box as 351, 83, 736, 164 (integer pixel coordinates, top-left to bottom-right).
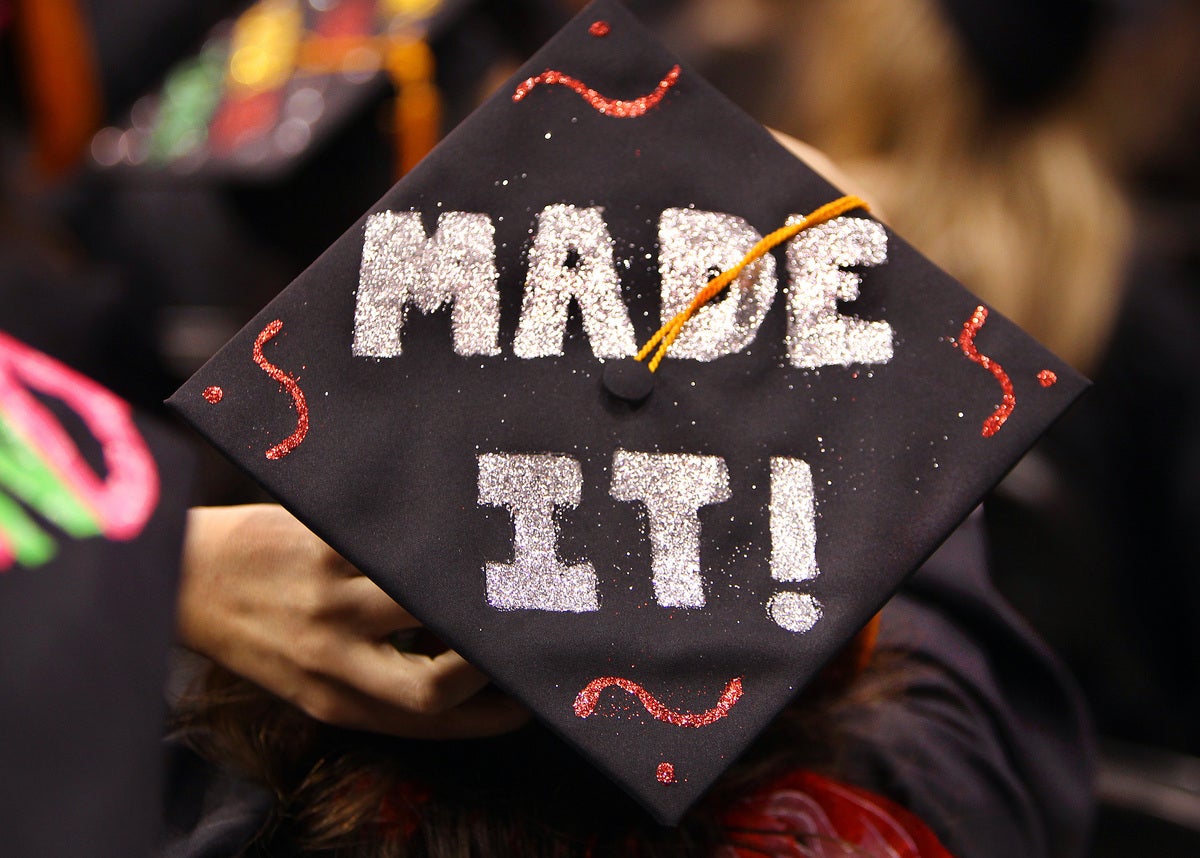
177, 504, 530, 738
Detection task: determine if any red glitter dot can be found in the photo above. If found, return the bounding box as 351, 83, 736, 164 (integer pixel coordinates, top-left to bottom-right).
657, 762, 676, 785
1037, 369, 1058, 388
202, 386, 224, 404
589, 20, 611, 37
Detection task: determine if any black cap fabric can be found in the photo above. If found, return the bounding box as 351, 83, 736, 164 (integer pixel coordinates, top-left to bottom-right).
168, 0, 1087, 824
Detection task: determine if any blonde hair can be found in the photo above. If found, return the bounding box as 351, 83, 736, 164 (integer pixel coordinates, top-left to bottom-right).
773, 0, 1129, 371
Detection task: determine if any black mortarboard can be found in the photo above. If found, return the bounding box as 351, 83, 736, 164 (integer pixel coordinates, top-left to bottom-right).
168, 0, 1087, 825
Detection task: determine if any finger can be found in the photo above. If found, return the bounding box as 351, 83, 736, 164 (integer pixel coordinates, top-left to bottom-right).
388, 647, 493, 711
411, 648, 495, 708
319, 548, 363, 579
333, 576, 421, 635
328, 640, 492, 715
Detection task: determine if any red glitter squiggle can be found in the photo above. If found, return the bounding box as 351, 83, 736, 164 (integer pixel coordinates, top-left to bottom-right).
573, 676, 742, 727
252, 319, 309, 460
956, 306, 1015, 438
512, 65, 681, 117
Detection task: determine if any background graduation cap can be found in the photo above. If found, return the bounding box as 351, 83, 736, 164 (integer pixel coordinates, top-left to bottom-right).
169, 0, 1087, 825
85, 0, 567, 182
87, 0, 463, 181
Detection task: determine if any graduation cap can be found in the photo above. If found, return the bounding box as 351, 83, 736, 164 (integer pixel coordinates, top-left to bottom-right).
86, 0, 454, 180
168, 0, 1087, 825
86, 0, 565, 182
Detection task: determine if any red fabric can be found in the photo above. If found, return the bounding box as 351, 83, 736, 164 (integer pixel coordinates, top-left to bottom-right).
718, 771, 957, 858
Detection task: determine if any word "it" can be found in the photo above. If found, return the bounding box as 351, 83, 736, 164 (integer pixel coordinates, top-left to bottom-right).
478, 451, 822, 633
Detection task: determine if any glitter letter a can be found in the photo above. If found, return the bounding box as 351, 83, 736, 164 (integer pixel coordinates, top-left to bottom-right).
478, 453, 598, 612
513, 205, 636, 359
353, 211, 500, 358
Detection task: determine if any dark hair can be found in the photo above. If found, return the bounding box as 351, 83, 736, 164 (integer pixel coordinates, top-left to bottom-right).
936, 0, 1105, 111
174, 633, 897, 858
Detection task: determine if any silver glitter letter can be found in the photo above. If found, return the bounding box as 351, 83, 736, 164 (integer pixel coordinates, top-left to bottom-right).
610, 450, 731, 608
513, 204, 636, 359
478, 453, 598, 612
767, 457, 822, 633
658, 208, 775, 360
352, 211, 499, 358
785, 216, 892, 369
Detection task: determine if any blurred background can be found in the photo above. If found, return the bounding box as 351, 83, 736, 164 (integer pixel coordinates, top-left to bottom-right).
2, 0, 1197, 854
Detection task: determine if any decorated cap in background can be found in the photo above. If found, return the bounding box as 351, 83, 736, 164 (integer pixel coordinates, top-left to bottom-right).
168, 0, 1087, 824
86, 0, 566, 181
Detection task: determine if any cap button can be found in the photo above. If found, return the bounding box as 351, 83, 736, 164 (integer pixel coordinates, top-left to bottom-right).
602, 358, 655, 403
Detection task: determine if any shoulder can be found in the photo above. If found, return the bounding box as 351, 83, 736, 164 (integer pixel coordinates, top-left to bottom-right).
838, 512, 1095, 858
